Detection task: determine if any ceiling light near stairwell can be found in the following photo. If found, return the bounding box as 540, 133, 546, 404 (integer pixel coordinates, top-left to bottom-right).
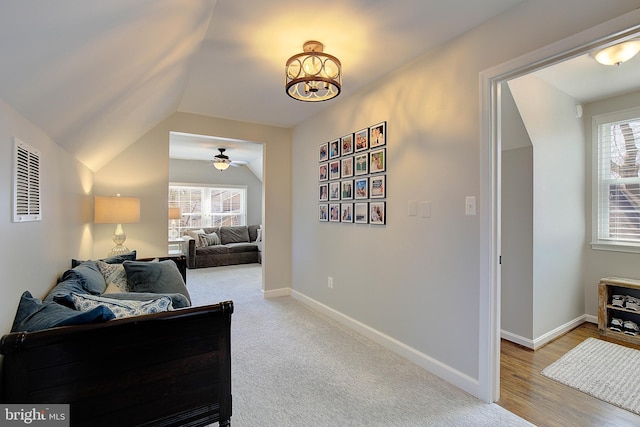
285, 41, 341, 102
593, 40, 640, 66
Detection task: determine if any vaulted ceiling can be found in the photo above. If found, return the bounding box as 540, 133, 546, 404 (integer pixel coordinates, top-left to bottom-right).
3, 0, 638, 173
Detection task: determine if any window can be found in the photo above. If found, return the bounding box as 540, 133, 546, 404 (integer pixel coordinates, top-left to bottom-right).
593, 108, 640, 251
169, 184, 247, 236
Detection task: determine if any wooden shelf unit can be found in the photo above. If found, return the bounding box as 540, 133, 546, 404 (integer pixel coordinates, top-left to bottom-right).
598, 277, 640, 345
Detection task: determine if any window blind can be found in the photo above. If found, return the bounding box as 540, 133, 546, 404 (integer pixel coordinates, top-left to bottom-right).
596, 113, 640, 244
168, 184, 246, 233
13, 138, 41, 222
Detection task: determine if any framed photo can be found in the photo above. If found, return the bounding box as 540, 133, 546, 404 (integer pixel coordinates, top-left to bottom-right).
370, 175, 386, 199
341, 180, 353, 200
319, 142, 329, 162
329, 139, 340, 159
341, 203, 353, 223
329, 160, 341, 180
341, 156, 353, 178
319, 163, 328, 181
354, 153, 368, 176
329, 203, 341, 222
354, 177, 368, 199
319, 204, 329, 222
355, 128, 369, 152
370, 201, 386, 225
341, 133, 354, 156
369, 121, 386, 148
354, 202, 369, 224
369, 148, 386, 174
319, 183, 328, 201
329, 181, 340, 201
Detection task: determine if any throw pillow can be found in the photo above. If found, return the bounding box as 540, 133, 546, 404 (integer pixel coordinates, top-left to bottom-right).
103, 283, 123, 294
198, 232, 220, 247
11, 291, 115, 332
66, 261, 107, 295
65, 293, 173, 319
256, 227, 262, 242
96, 261, 128, 292
219, 226, 250, 244
104, 291, 191, 309
123, 260, 191, 305
71, 250, 137, 268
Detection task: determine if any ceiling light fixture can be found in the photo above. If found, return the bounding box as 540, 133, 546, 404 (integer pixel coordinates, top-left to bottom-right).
285, 41, 341, 102
212, 148, 231, 171
593, 40, 640, 65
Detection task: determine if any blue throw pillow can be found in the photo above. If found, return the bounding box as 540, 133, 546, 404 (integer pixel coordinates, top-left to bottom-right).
123, 260, 191, 305
44, 275, 86, 303
64, 261, 107, 295
11, 291, 115, 333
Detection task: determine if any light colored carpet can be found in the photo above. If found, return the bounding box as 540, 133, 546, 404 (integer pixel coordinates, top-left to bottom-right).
188, 265, 531, 426
542, 337, 640, 416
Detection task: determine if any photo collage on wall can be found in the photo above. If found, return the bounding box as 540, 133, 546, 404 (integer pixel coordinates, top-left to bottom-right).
318, 121, 386, 225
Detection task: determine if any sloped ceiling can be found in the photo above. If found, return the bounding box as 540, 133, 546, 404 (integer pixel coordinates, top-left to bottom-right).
2, 0, 535, 171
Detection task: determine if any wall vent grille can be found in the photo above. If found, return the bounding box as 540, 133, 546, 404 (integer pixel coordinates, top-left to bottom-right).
13, 138, 41, 222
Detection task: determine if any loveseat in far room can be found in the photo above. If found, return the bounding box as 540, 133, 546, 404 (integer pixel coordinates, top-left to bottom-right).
184, 225, 262, 269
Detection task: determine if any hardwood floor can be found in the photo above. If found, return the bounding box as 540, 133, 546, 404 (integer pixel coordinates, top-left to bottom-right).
498, 322, 640, 426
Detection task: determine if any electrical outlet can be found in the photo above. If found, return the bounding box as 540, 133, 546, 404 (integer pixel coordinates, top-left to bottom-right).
328, 276, 334, 289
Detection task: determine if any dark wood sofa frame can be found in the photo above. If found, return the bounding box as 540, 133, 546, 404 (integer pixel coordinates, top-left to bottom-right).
0, 256, 233, 427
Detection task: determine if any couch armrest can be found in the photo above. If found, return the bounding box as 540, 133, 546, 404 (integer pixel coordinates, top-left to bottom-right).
184, 237, 196, 268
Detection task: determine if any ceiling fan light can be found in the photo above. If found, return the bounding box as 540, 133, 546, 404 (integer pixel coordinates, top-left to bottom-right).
594, 40, 640, 65
213, 161, 230, 171
212, 148, 231, 171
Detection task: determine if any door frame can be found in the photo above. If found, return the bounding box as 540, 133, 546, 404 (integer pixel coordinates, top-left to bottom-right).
479, 9, 640, 403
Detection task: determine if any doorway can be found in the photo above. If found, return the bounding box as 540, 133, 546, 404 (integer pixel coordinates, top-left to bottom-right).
480, 11, 640, 403
168, 131, 265, 291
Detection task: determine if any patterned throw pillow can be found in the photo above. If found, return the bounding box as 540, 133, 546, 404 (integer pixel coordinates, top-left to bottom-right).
198, 232, 220, 247
68, 293, 173, 319
96, 261, 128, 292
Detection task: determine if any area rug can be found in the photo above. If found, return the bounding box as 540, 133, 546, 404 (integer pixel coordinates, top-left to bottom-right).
541, 337, 640, 415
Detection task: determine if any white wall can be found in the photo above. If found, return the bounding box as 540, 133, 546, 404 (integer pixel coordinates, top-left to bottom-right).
583, 90, 640, 315
94, 112, 291, 292
291, 0, 639, 398
0, 98, 93, 334
170, 158, 263, 226
501, 83, 534, 341
508, 75, 586, 339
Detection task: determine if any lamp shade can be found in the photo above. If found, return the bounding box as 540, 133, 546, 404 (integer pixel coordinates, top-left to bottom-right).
94, 196, 140, 224
168, 207, 182, 220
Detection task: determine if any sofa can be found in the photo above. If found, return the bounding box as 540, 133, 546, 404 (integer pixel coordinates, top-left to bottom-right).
184, 225, 262, 269
1, 253, 233, 426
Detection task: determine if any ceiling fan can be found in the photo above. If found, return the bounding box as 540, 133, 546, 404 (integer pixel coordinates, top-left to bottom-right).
212, 148, 247, 171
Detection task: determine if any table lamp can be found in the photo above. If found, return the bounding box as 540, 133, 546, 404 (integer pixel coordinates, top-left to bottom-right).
94, 194, 140, 256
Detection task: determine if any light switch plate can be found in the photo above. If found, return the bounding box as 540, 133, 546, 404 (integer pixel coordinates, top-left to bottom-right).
420, 201, 431, 218
465, 196, 476, 216
408, 200, 418, 216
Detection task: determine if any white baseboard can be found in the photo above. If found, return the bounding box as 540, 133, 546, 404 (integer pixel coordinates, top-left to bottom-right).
500, 330, 534, 349
501, 314, 592, 350
291, 289, 481, 398
584, 314, 597, 324
263, 287, 291, 299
